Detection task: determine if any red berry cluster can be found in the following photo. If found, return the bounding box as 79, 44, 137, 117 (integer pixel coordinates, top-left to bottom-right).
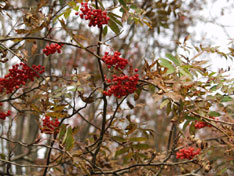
102, 52, 128, 69
194, 121, 210, 129
176, 147, 201, 160
0, 63, 45, 94
103, 74, 139, 98
40, 116, 60, 134
0, 103, 11, 120
43, 43, 64, 56
194, 116, 216, 129
76, 2, 110, 28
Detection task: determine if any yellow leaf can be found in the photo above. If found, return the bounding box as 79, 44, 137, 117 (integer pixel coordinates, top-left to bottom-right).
45, 112, 67, 118
125, 123, 137, 135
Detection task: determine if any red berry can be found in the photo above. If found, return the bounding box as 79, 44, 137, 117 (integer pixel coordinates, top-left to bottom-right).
194, 116, 217, 129
176, 147, 201, 160
0, 103, 11, 120
77, 3, 109, 28
0, 63, 45, 94
40, 116, 60, 134
104, 74, 139, 98
102, 51, 128, 70
43, 43, 63, 56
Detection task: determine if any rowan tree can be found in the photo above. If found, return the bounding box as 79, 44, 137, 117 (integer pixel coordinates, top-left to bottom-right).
0, 0, 234, 176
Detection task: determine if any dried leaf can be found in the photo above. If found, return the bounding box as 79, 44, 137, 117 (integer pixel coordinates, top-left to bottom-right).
129, 137, 147, 142
160, 99, 170, 109
112, 136, 127, 143
125, 123, 137, 135
15, 29, 29, 34
164, 91, 183, 102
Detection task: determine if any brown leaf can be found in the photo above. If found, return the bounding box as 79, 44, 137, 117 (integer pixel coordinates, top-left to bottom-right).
164, 91, 183, 102
0, 0, 10, 10
172, 81, 181, 92
127, 100, 134, 109
15, 29, 29, 34
125, 123, 137, 135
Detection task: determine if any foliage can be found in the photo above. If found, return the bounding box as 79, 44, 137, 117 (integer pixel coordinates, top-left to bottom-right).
0, 0, 234, 175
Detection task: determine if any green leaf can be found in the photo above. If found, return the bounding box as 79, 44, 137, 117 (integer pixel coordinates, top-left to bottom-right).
97, 0, 105, 10
123, 152, 133, 163
73, 5, 79, 11
108, 12, 123, 27
103, 26, 108, 37
115, 147, 129, 157
118, 0, 129, 10
132, 144, 150, 150
108, 19, 120, 34
0, 153, 6, 159
221, 96, 232, 102
166, 53, 180, 66
159, 58, 175, 74
130, 4, 137, 9
210, 85, 218, 91
189, 122, 196, 135
62, 126, 74, 151
209, 111, 221, 117
184, 115, 199, 121
160, 99, 170, 109
112, 136, 126, 143
179, 66, 193, 79
129, 137, 147, 142
209, 72, 216, 77
58, 124, 67, 140
133, 17, 143, 26
64, 8, 71, 19
68, 1, 76, 7
59, 0, 64, 5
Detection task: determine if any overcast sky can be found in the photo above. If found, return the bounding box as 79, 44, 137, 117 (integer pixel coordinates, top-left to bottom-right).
189, 0, 234, 76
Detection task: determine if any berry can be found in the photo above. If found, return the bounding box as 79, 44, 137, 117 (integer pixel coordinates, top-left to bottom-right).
0, 103, 11, 120
0, 63, 45, 94
103, 74, 139, 98
194, 116, 216, 129
194, 121, 208, 129
176, 147, 201, 160
102, 51, 128, 70
102, 51, 139, 98
43, 43, 64, 56
40, 116, 60, 134
77, 2, 109, 28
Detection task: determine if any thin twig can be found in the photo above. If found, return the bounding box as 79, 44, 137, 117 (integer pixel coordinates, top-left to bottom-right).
0, 158, 60, 168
